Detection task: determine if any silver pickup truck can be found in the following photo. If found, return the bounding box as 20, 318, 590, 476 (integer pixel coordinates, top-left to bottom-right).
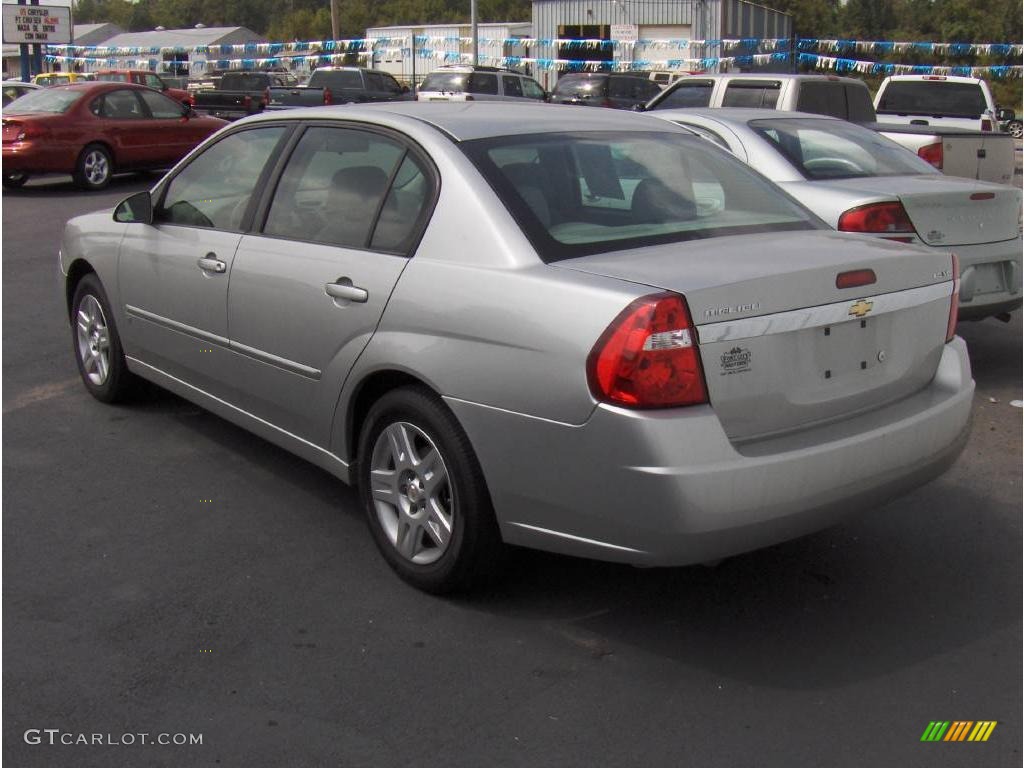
644, 73, 1016, 184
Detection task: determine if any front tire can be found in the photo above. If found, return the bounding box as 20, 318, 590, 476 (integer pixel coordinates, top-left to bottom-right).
71, 273, 136, 402
2, 170, 28, 189
358, 387, 504, 594
1009, 120, 1023, 139
73, 144, 112, 191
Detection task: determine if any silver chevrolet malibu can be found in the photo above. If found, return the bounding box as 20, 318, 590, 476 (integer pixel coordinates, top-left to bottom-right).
60, 103, 974, 593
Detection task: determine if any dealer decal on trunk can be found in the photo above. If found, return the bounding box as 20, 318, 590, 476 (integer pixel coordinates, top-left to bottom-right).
720, 346, 752, 375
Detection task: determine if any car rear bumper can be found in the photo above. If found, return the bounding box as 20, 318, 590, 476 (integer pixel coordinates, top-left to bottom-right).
2, 141, 71, 173
952, 237, 1022, 319
447, 337, 974, 566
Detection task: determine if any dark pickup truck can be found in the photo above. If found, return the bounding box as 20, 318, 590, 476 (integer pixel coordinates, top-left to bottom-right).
266, 67, 410, 110
193, 70, 299, 120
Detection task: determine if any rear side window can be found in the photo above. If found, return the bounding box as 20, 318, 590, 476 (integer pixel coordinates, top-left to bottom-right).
521, 78, 545, 100
157, 127, 287, 230
502, 75, 523, 98
100, 89, 144, 119
651, 81, 713, 109
722, 82, 780, 108
262, 127, 405, 250
371, 155, 433, 252
609, 76, 657, 100
876, 81, 988, 118
796, 82, 847, 119
845, 84, 876, 122
467, 73, 498, 95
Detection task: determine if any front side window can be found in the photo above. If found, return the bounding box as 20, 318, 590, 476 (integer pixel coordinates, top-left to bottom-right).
750, 118, 939, 180
157, 127, 287, 230
463, 131, 819, 262
138, 89, 183, 119
263, 127, 406, 250
145, 74, 164, 89
521, 78, 545, 100
722, 82, 780, 108
651, 81, 713, 110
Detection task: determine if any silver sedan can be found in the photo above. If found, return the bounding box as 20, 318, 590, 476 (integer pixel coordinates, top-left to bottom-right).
648, 108, 1023, 321
60, 103, 973, 592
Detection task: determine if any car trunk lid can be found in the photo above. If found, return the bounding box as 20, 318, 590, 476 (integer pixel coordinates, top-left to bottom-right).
557, 230, 955, 441
812, 175, 1021, 246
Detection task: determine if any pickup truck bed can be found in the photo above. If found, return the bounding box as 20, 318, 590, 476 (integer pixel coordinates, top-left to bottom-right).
870, 123, 1016, 185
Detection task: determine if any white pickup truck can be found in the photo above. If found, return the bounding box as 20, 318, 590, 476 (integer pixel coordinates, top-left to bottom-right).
644, 73, 1016, 184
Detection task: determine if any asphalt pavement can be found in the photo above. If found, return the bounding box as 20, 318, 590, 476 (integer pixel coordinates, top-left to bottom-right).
3, 174, 1022, 767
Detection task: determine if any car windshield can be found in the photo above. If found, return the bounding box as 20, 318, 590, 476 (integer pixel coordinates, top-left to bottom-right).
462, 130, 820, 263
876, 81, 988, 118
2, 88, 81, 114
749, 118, 938, 180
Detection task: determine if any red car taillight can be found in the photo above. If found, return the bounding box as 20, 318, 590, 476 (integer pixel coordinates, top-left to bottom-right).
261, 87, 270, 108
14, 122, 47, 142
981, 118, 993, 131
587, 293, 708, 409
918, 141, 943, 169
838, 201, 917, 242
323, 87, 332, 105
947, 253, 960, 342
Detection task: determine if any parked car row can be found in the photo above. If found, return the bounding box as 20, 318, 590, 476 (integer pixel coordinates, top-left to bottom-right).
60, 102, 982, 594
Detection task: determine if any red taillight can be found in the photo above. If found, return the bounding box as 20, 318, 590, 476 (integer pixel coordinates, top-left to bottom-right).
836, 269, 877, 289
12, 121, 47, 141
464, 94, 475, 101
917, 141, 943, 169
837, 201, 916, 236
601, 98, 613, 108
587, 293, 708, 409
261, 87, 270, 108
242, 95, 252, 109
981, 118, 992, 131
946, 253, 960, 342
323, 87, 332, 105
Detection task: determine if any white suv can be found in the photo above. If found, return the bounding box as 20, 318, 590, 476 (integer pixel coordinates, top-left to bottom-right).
417, 66, 547, 102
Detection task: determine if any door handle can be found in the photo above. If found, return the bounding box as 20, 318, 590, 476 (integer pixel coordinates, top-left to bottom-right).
197, 254, 226, 274
325, 278, 368, 303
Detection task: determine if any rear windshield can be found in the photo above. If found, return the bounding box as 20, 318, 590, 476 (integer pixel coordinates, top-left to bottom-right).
95, 73, 129, 82
2, 88, 81, 114
552, 74, 609, 98
876, 81, 988, 118
309, 70, 363, 90
750, 118, 938, 180
420, 71, 498, 94
462, 130, 820, 263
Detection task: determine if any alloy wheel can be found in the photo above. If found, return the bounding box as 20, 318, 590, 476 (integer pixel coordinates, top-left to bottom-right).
75, 294, 111, 386
368, 421, 454, 565
83, 149, 110, 186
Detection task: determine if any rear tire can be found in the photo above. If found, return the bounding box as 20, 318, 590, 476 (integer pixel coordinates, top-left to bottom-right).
73, 144, 112, 191
2, 170, 28, 189
357, 387, 504, 594
71, 273, 137, 403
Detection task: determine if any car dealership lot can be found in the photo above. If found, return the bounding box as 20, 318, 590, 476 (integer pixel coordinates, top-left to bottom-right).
3, 177, 1021, 766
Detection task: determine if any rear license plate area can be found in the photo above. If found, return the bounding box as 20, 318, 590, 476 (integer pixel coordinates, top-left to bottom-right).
813, 318, 881, 380
972, 262, 1008, 295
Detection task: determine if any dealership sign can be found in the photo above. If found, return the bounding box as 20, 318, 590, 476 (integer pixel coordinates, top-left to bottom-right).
3, 4, 72, 45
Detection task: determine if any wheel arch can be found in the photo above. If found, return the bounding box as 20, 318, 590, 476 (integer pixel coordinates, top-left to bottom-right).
343, 368, 441, 470
65, 258, 98, 319
79, 140, 117, 171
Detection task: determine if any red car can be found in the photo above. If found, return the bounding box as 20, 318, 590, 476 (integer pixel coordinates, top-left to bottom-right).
2, 82, 225, 190
93, 69, 194, 106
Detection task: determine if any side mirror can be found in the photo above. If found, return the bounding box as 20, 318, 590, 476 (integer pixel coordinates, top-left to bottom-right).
997, 107, 1015, 122
114, 190, 153, 224
181, 101, 193, 118
632, 104, 646, 112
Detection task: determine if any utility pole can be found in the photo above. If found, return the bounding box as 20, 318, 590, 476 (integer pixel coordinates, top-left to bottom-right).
330, 0, 339, 41
470, 0, 477, 66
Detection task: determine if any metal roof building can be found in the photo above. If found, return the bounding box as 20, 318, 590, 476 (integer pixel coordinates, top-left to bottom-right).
530, 0, 793, 87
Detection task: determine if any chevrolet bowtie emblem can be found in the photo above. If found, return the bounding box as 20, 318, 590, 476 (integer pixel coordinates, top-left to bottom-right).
848, 299, 874, 318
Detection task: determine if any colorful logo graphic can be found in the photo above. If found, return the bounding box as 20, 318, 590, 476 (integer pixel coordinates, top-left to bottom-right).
921, 721, 997, 742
